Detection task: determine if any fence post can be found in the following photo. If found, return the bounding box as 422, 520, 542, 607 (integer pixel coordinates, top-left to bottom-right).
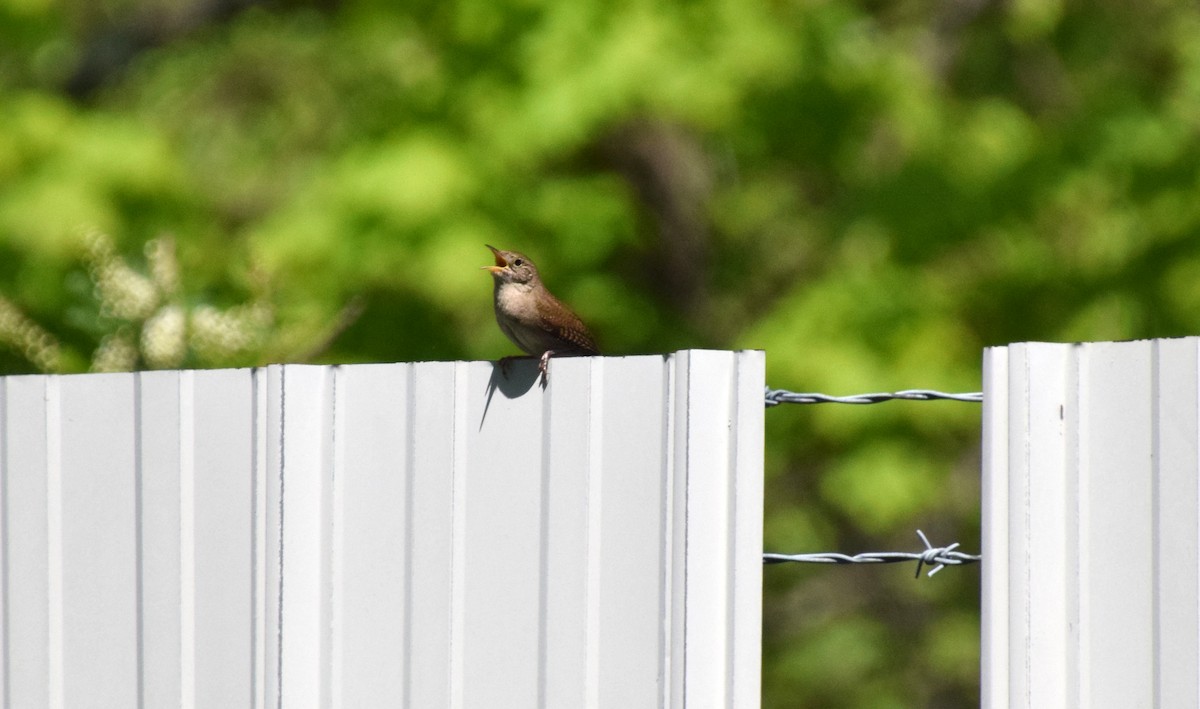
982, 338, 1200, 707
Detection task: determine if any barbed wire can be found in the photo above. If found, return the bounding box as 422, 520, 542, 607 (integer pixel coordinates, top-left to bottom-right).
762, 387, 981, 576
763, 530, 981, 578
764, 387, 983, 407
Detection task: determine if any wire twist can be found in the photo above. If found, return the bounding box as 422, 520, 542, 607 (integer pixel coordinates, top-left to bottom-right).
765, 388, 983, 407
763, 530, 981, 578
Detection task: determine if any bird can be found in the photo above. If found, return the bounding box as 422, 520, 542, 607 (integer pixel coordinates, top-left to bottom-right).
483, 244, 599, 383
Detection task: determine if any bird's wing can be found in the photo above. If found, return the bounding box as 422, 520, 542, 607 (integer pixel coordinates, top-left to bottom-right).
536, 293, 600, 354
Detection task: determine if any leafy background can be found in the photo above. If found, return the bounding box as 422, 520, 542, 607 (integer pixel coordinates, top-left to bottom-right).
3, 0, 1200, 705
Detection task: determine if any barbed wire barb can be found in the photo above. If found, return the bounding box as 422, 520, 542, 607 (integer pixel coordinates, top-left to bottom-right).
764, 387, 983, 407
763, 530, 981, 578
914, 529, 958, 578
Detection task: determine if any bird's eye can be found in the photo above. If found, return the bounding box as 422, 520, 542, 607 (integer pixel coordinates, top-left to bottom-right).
514, 258, 524, 266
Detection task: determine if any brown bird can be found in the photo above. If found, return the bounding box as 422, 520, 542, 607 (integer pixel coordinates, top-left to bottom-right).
483, 244, 599, 382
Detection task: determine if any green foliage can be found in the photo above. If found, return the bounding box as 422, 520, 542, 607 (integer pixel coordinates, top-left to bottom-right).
4, 0, 1200, 704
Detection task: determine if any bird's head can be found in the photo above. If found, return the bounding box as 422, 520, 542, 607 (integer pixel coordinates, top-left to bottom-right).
483, 245, 540, 285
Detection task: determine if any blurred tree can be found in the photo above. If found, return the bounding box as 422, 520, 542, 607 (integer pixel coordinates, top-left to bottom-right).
3, 0, 1200, 705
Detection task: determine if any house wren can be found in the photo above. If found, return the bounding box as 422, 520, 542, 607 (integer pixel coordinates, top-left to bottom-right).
483, 244, 599, 382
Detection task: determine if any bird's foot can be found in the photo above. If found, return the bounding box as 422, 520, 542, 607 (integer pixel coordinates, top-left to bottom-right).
538, 350, 555, 387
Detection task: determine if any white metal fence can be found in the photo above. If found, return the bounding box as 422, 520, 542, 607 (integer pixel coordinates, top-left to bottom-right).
0, 350, 764, 708
15, 336, 1192, 708
983, 338, 1200, 707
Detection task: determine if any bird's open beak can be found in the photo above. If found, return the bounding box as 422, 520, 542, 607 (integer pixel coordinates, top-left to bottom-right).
483, 244, 507, 274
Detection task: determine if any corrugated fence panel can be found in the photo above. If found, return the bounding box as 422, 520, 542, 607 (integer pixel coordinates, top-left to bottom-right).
59, 373, 139, 707
138, 370, 183, 707
0, 350, 763, 709
334, 363, 411, 706
406, 361, 459, 708
272, 365, 334, 709
1153, 339, 1200, 707
2, 376, 52, 708
982, 338, 1200, 708
460, 358, 546, 709
190, 369, 259, 707
595, 356, 672, 708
